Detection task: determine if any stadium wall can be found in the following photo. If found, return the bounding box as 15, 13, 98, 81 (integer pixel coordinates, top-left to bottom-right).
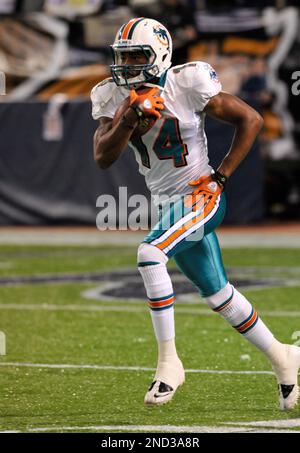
0, 101, 264, 225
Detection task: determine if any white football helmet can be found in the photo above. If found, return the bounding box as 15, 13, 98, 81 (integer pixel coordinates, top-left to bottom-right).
110, 17, 172, 88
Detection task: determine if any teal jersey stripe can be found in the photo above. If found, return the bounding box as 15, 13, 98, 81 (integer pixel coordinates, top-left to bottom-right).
157, 70, 168, 88
146, 70, 169, 89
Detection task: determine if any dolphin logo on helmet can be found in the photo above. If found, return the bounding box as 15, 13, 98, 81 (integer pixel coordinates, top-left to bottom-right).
153, 26, 170, 49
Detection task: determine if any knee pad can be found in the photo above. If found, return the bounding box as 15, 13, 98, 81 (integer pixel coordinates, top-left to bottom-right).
137, 243, 168, 266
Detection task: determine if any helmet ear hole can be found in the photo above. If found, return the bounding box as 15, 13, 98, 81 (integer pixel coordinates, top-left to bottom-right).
162, 54, 168, 62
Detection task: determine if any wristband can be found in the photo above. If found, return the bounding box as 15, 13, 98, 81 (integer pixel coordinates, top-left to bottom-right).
212, 171, 227, 188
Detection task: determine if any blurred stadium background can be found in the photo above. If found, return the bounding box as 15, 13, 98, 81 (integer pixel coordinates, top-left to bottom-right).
1, 0, 300, 434
0, 0, 299, 225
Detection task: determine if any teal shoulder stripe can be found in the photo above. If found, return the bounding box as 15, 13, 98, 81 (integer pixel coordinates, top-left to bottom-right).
147, 70, 169, 89
158, 70, 168, 88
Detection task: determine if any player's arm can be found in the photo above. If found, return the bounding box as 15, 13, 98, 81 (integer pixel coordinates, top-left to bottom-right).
93, 87, 164, 169
204, 91, 264, 178
93, 109, 139, 169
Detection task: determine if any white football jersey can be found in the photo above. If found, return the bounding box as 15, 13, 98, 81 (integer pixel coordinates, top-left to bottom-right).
91, 61, 222, 200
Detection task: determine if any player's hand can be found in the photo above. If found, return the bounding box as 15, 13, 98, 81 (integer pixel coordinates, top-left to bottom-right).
129, 87, 164, 119
184, 175, 224, 215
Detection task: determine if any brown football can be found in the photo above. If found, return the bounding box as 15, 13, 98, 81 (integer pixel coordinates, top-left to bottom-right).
112, 91, 157, 140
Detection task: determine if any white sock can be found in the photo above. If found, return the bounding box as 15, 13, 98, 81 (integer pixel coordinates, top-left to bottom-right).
264, 338, 286, 367
155, 339, 183, 387
157, 338, 179, 363
138, 243, 184, 387
138, 244, 175, 342
263, 338, 296, 383
205, 282, 274, 351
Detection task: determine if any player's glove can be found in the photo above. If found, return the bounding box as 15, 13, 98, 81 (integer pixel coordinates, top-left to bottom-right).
129, 87, 164, 120
184, 172, 227, 215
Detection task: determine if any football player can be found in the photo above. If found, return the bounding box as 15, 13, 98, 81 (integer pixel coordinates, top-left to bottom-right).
91, 17, 300, 409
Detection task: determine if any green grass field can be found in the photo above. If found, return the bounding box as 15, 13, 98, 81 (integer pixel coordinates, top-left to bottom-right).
0, 245, 300, 433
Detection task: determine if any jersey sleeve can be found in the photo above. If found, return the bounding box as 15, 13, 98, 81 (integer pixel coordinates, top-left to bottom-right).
90, 78, 116, 120
190, 61, 222, 112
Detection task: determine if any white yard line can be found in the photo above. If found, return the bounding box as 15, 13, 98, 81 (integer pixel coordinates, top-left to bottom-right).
0, 303, 212, 315
0, 303, 300, 318
2, 425, 247, 433
0, 361, 275, 375
0, 424, 299, 433
223, 419, 300, 428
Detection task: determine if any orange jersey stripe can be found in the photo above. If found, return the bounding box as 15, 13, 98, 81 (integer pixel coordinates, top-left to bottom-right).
121, 18, 142, 40
238, 310, 257, 332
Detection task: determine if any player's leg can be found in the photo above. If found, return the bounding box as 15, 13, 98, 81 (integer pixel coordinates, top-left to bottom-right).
137, 242, 184, 405
174, 232, 300, 410
138, 193, 225, 405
